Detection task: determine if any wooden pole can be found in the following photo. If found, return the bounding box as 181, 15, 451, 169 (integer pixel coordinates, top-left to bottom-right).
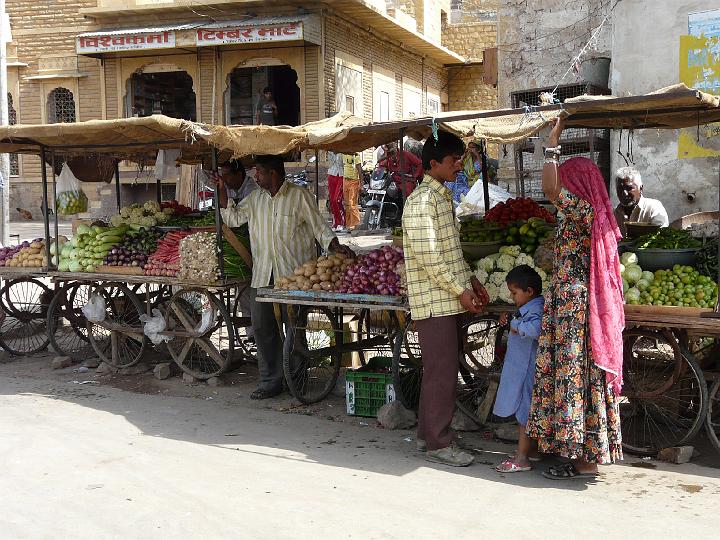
212, 148, 225, 280
480, 141, 491, 214
40, 147, 52, 267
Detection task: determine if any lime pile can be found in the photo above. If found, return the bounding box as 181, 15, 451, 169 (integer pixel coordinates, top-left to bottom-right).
639, 266, 718, 308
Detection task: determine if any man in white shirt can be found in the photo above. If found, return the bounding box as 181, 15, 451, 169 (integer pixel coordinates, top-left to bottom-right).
614, 166, 669, 237
216, 160, 258, 207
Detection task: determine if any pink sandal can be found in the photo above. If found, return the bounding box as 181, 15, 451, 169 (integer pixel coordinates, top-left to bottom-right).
495, 458, 532, 473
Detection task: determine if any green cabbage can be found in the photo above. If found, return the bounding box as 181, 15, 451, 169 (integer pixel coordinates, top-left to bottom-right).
620, 252, 638, 266
625, 287, 641, 302
624, 265, 643, 284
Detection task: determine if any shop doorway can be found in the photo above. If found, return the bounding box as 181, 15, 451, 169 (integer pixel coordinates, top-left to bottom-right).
226, 65, 300, 126
128, 68, 196, 121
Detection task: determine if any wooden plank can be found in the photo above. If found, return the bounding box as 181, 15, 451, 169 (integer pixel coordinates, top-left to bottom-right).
222, 224, 253, 269
48, 271, 248, 291
257, 287, 406, 307
94, 265, 144, 276
477, 379, 499, 425
624, 304, 713, 318
0, 267, 48, 277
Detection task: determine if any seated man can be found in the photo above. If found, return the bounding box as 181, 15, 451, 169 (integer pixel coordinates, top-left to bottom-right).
378, 142, 424, 197
614, 166, 669, 237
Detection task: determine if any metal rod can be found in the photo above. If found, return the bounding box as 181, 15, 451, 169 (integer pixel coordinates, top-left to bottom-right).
480, 141, 491, 214
397, 128, 406, 207
156, 175, 162, 204
314, 149, 319, 203
212, 148, 225, 280
51, 151, 59, 268
114, 160, 121, 212
39, 146, 52, 268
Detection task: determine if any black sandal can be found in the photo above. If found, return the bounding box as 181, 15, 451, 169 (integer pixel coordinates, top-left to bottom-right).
250, 388, 282, 400
542, 463, 598, 481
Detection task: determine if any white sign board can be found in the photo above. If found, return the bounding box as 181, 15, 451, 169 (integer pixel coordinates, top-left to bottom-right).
77, 31, 176, 54
196, 22, 303, 47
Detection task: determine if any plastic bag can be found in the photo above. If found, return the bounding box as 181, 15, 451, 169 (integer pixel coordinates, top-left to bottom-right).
140, 308, 171, 345
81, 294, 106, 323
456, 181, 512, 218
56, 163, 88, 215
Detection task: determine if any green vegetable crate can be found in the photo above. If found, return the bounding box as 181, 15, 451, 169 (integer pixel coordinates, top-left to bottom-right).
345, 357, 396, 417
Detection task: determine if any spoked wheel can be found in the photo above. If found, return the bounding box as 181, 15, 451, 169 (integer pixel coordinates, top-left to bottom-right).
47, 282, 103, 361
0, 278, 52, 355
621, 329, 708, 456
706, 379, 720, 454
231, 284, 257, 362
86, 283, 148, 369
392, 318, 423, 411
283, 306, 342, 404
455, 317, 507, 426
356, 309, 399, 367
164, 288, 234, 380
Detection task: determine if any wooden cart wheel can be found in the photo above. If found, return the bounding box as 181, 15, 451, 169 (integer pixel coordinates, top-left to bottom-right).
231, 284, 257, 362
164, 288, 234, 380
391, 318, 423, 411
706, 379, 720, 454
455, 317, 507, 426
283, 306, 342, 404
0, 277, 52, 355
47, 282, 101, 361
86, 283, 147, 369
621, 329, 708, 455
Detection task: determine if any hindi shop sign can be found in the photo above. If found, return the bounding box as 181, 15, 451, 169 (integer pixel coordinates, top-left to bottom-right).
196, 22, 303, 47
77, 31, 176, 54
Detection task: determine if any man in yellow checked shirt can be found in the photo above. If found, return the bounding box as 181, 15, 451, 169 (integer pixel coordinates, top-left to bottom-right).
218, 155, 355, 400
403, 132, 486, 467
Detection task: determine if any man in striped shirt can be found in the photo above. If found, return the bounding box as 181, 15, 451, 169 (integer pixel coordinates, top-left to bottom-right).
403, 132, 484, 467
220, 155, 354, 400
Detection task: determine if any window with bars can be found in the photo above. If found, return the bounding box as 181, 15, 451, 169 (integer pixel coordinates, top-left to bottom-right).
47, 87, 76, 124
8, 93, 18, 176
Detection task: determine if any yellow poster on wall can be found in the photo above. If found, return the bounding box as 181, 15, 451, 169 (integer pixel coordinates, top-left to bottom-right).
679, 34, 720, 158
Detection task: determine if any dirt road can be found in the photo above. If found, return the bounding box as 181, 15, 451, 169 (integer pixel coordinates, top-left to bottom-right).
0, 355, 717, 539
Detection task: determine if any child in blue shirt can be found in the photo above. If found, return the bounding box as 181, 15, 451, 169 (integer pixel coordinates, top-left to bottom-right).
493, 265, 544, 473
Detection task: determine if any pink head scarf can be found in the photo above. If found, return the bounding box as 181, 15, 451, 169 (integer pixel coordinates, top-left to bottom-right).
559, 157, 625, 394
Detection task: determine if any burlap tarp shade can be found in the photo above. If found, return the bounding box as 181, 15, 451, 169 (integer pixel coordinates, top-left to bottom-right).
0, 84, 717, 160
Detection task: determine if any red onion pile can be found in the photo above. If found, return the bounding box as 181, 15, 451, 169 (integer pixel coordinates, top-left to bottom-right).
336, 245, 405, 296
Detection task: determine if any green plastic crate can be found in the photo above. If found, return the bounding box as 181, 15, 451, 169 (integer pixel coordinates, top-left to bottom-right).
345, 357, 396, 417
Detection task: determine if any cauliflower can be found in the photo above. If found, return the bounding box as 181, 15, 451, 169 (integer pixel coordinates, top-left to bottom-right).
498, 284, 514, 304
515, 254, 534, 267
130, 207, 144, 219
143, 201, 161, 213
119, 207, 131, 218
474, 268, 489, 284
499, 245, 521, 258
154, 211, 169, 224
490, 271, 507, 286
478, 257, 496, 272
497, 254, 516, 272
163, 207, 174, 215
537, 268, 547, 281
110, 214, 125, 227
484, 283, 500, 303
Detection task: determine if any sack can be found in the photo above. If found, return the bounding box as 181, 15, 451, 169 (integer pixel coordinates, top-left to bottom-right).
140, 308, 171, 345
81, 294, 106, 323
56, 163, 88, 215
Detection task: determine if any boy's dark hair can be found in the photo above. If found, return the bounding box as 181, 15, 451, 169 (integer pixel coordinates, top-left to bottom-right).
220, 159, 245, 176
505, 264, 542, 295
262, 86, 272, 94
254, 155, 285, 177
421, 131, 465, 170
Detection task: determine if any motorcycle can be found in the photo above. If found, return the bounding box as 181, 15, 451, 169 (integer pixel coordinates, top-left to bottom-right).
286, 155, 316, 189
361, 166, 406, 231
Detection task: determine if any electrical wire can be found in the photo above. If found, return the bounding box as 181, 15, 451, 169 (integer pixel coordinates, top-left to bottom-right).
497, 0, 613, 52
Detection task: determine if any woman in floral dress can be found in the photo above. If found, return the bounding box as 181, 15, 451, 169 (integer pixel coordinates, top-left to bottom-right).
526, 118, 625, 480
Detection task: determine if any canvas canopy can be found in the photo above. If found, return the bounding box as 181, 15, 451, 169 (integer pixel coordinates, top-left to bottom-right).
0, 84, 717, 160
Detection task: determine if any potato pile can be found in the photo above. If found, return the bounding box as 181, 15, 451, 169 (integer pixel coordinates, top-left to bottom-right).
275, 253, 355, 291
5, 240, 48, 268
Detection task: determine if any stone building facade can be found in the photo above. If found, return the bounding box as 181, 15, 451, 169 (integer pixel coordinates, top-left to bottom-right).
496, 0, 717, 220
4, 0, 499, 218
